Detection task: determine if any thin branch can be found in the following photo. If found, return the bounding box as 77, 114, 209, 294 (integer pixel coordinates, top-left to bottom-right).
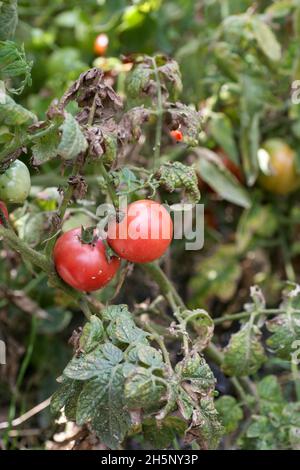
151, 56, 163, 170
213, 308, 293, 325
0, 398, 51, 430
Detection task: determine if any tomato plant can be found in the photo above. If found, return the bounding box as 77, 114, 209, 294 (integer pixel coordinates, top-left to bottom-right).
107, 200, 173, 263
53, 228, 120, 292
1, 0, 300, 454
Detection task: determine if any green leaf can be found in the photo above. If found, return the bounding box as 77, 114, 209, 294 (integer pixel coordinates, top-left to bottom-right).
185, 396, 223, 450
0, 0, 18, 41
142, 416, 187, 448
266, 1, 293, 18
215, 396, 243, 434
266, 311, 300, 360
0, 41, 32, 94
63, 339, 130, 448
0, 93, 36, 126
257, 375, 284, 415
15, 212, 47, 247
209, 113, 238, 164
155, 161, 200, 203
51, 377, 83, 417
182, 310, 214, 352
101, 343, 124, 364
240, 111, 260, 186
222, 321, 266, 376
246, 417, 268, 438
176, 353, 216, 394
283, 403, 300, 428
57, 112, 88, 160
177, 387, 194, 420
107, 314, 148, 345
196, 148, 251, 208
126, 64, 152, 99
252, 17, 281, 62
77, 364, 130, 449
136, 345, 164, 368
102, 304, 132, 322
124, 366, 166, 409
79, 315, 104, 353
63, 348, 107, 380
32, 127, 60, 165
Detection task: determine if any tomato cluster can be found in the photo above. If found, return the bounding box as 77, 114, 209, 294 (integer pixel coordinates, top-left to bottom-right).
54, 200, 173, 292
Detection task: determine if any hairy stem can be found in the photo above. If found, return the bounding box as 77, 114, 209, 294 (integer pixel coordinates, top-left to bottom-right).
99, 161, 119, 207
152, 56, 163, 170
213, 308, 293, 326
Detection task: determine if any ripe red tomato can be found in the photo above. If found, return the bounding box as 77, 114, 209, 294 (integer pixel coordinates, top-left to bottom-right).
0, 201, 8, 225
107, 200, 173, 263
94, 33, 109, 56
53, 228, 120, 292
170, 129, 183, 142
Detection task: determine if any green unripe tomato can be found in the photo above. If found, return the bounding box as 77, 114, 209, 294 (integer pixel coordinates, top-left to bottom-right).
0, 160, 31, 203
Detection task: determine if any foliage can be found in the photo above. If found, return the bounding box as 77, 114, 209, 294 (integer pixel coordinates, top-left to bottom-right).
1, 0, 300, 452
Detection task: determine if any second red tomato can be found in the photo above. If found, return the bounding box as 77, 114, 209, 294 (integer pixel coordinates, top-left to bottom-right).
107, 200, 173, 263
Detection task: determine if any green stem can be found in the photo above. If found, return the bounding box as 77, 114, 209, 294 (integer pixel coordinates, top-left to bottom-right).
291, 360, 300, 401
99, 161, 119, 207
230, 377, 250, 403
142, 262, 185, 309
142, 321, 172, 371
214, 308, 290, 325
0, 124, 58, 162
0, 226, 94, 316
79, 299, 92, 320
0, 226, 51, 272
45, 163, 81, 255
152, 56, 163, 170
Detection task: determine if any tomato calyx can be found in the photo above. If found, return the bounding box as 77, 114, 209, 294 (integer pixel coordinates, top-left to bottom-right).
79, 226, 98, 246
